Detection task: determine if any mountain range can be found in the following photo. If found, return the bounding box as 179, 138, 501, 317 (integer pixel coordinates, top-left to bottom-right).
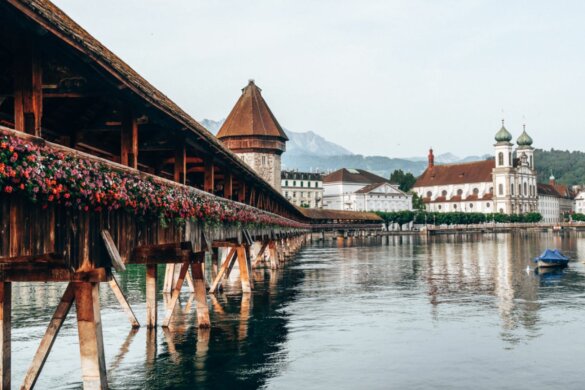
199, 118, 490, 178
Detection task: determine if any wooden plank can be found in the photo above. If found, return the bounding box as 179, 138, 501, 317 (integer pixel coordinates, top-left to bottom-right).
21, 283, 75, 390
211, 240, 238, 248
162, 261, 190, 328
101, 230, 125, 272
269, 241, 278, 270
0, 253, 64, 265
209, 247, 236, 294
191, 258, 210, 328
236, 246, 252, 293
74, 282, 107, 390
162, 264, 175, 293
108, 276, 140, 328
0, 266, 109, 283
145, 264, 157, 328
0, 282, 10, 390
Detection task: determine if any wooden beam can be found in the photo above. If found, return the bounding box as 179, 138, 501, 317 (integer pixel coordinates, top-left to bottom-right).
121, 110, 138, 168
162, 260, 190, 328
173, 144, 186, 184
0, 253, 65, 265
191, 256, 210, 328
204, 161, 214, 193
252, 242, 269, 268
0, 266, 109, 283
13, 35, 42, 136
269, 241, 278, 269
236, 246, 252, 293
0, 282, 10, 390
145, 264, 157, 328
108, 276, 140, 328
130, 242, 193, 264
21, 283, 75, 390
224, 173, 233, 199
238, 182, 247, 203
101, 230, 125, 272
74, 282, 107, 389
209, 247, 236, 294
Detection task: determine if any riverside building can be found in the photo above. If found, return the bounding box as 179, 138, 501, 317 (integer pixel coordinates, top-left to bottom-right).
281, 171, 323, 208
322, 168, 412, 212
413, 122, 538, 214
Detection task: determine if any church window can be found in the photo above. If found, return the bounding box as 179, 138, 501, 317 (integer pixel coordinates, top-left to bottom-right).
438, 205, 442, 210
499, 208, 504, 213
518, 184, 521, 195
442, 190, 448, 197
524, 182, 527, 195
510, 184, 514, 195
487, 203, 491, 208
426, 191, 432, 198
509, 152, 512, 165
489, 187, 493, 194
473, 188, 479, 195
453, 204, 457, 209
498, 184, 503, 195
498, 152, 504, 166
469, 203, 473, 208
530, 156, 533, 168
457, 189, 463, 196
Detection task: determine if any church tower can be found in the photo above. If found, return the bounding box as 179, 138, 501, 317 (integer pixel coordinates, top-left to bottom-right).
492, 120, 514, 213
217, 80, 288, 192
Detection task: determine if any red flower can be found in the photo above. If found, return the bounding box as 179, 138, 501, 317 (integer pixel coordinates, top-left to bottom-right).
4, 186, 12, 193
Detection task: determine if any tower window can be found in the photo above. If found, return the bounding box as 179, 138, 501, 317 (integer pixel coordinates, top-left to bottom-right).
498, 152, 504, 166
498, 184, 503, 195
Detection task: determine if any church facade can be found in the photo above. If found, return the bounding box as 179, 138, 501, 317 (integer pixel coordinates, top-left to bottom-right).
413, 122, 538, 214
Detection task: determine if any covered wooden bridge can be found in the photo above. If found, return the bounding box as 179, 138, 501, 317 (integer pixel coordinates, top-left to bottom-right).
0, 0, 383, 388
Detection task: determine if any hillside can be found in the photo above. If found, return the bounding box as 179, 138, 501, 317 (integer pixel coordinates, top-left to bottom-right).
535, 149, 585, 185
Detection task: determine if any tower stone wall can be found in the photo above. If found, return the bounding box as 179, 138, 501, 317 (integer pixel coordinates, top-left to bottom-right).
237, 152, 282, 192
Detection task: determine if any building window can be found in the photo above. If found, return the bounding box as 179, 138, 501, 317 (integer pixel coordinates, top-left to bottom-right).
285, 191, 289, 197
293, 192, 296, 198
285, 180, 288, 186
262, 156, 266, 165
453, 204, 457, 209
498, 152, 504, 166
469, 203, 473, 208
426, 191, 432, 198
487, 203, 491, 208
509, 152, 512, 165
524, 182, 527, 195
511, 184, 514, 195
438, 205, 442, 210
293, 181, 296, 187
301, 181, 304, 187
498, 184, 503, 195
442, 190, 448, 197
457, 189, 463, 196
473, 188, 479, 195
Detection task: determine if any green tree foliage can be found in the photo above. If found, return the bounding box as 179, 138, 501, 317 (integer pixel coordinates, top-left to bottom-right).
375, 211, 542, 228
572, 213, 585, 222
535, 149, 585, 185
411, 192, 425, 210
389, 169, 417, 192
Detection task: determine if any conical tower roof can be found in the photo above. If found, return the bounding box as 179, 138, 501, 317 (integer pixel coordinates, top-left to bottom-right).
217, 80, 289, 141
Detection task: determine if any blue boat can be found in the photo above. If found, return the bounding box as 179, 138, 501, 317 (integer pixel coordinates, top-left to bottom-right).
533, 249, 570, 268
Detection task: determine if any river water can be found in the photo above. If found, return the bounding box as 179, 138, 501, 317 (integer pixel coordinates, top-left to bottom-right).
10, 232, 585, 389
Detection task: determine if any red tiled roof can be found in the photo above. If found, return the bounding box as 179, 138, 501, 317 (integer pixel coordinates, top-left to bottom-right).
323, 169, 390, 184
538, 183, 561, 197
217, 80, 288, 140
414, 160, 495, 187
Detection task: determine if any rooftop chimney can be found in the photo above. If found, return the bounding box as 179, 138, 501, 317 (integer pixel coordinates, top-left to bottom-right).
428, 148, 435, 168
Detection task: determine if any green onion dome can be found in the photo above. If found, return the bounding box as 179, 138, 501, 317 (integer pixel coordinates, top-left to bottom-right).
517, 126, 533, 146
495, 120, 512, 142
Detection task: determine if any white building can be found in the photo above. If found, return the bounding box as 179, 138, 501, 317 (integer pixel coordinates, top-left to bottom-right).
575, 191, 585, 214
413, 121, 538, 214
322, 168, 412, 212
281, 171, 323, 208
537, 183, 561, 223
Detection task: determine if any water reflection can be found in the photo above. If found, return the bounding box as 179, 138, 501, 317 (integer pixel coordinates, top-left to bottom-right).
8, 232, 585, 389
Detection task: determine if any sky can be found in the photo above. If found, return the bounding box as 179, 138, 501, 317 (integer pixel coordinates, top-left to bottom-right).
52, 0, 585, 158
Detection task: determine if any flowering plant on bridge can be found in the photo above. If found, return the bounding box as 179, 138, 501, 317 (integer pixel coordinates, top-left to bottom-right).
0, 134, 306, 229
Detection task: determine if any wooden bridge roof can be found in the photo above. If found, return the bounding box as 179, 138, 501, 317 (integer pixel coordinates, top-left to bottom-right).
298, 208, 382, 222
3, 0, 303, 220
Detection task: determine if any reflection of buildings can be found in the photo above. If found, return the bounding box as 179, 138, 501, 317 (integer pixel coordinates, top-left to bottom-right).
423, 233, 543, 342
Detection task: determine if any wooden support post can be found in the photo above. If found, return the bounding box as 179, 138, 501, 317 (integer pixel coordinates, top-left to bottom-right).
162, 261, 190, 328
173, 144, 186, 185
252, 241, 269, 268
22, 283, 75, 390
236, 246, 252, 293
224, 173, 233, 199
121, 111, 138, 168
74, 282, 107, 390
191, 257, 210, 328
14, 36, 42, 136
146, 264, 157, 328
238, 182, 247, 203
209, 247, 236, 294
163, 264, 175, 293
0, 283, 10, 390
108, 276, 140, 328
204, 161, 214, 193
269, 241, 278, 270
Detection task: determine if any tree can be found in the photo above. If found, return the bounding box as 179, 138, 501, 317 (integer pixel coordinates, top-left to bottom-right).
411, 192, 425, 210
389, 169, 417, 192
